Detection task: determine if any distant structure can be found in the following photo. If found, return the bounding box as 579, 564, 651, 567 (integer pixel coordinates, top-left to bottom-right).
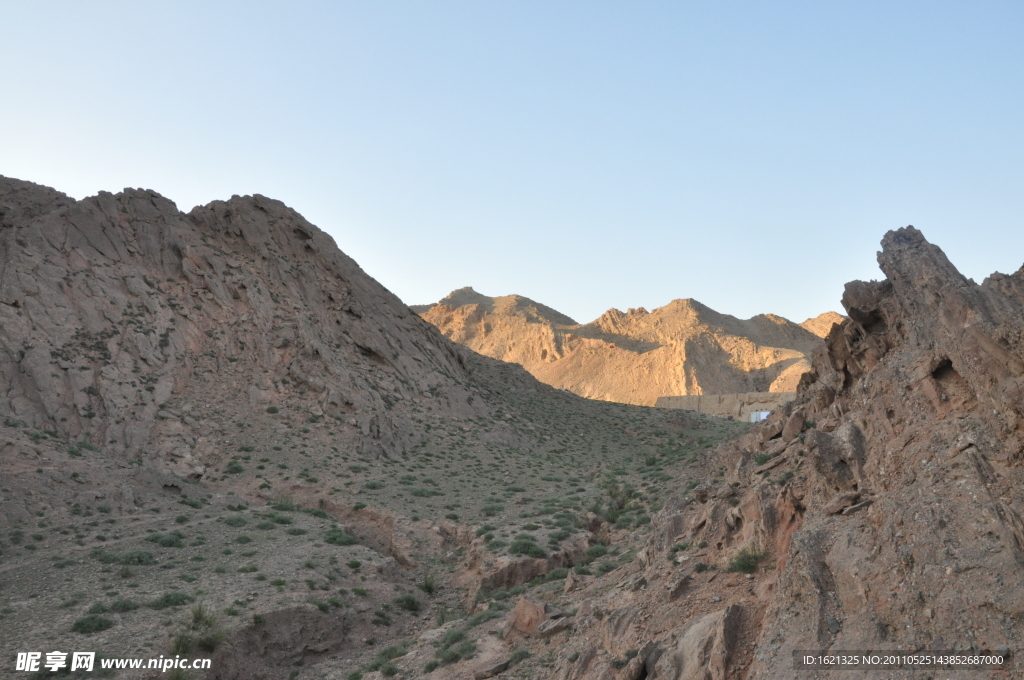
655, 391, 796, 422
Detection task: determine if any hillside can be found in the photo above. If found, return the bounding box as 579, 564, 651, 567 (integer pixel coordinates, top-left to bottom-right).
419, 288, 842, 406
0, 176, 745, 679
3, 176, 1021, 680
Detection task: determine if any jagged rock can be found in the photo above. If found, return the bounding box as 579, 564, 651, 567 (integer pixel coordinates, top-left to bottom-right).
653, 605, 741, 680
473, 658, 510, 679
822, 491, 860, 514
536, 616, 573, 637
503, 597, 548, 636
780, 409, 805, 440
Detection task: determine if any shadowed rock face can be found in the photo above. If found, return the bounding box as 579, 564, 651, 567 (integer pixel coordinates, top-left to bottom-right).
419, 288, 842, 406
0, 176, 496, 466
528, 227, 1024, 680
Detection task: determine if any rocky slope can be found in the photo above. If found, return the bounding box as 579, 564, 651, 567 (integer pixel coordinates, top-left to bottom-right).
356, 227, 1024, 680
418, 289, 841, 406
0, 176, 747, 679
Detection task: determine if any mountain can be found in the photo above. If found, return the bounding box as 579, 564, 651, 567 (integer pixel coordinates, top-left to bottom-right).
5, 174, 1021, 680
419, 287, 842, 406
0, 175, 742, 678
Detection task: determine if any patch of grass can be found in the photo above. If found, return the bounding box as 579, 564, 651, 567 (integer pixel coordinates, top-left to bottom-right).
146, 531, 185, 548
325, 528, 357, 545
110, 598, 139, 613
728, 548, 770, 574
508, 538, 546, 558
417, 574, 436, 595
394, 594, 420, 612
71, 615, 114, 634
148, 592, 194, 609
509, 648, 531, 665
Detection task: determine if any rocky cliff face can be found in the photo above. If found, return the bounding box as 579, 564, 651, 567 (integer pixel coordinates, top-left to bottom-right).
419, 288, 840, 406
0, 176, 499, 474
534, 227, 1024, 679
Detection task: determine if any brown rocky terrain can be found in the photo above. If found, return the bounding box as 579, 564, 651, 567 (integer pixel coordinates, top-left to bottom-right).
4, 173, 1022, 680
0, 176, 746, 679
343, 228, 1024, 680
417, 288, 841, 406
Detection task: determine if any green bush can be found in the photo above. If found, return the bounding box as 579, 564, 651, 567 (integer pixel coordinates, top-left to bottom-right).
365, 481, 383, 490
224, 516, 247, 527
110, 598, 139, 613
225, 461, 244, 474
509, 648, 531, 665
72, 615, 114, 634
508, 538, 546, 558
324, 528, 357, 546
394, 594, 420, 612
727, 548, 769, 574
148, 592, 194, 609
753, 453, 772, 466
146, 531, 185, 548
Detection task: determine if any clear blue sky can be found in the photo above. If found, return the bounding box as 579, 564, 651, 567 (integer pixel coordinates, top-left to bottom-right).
3, 2, 1022, 324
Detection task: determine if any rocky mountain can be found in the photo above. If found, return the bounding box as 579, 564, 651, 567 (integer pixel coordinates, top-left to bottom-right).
419, 288, 842, 406
4, 173, 1022, 680
0, 176, 743, 678
529, 226, 1024, 679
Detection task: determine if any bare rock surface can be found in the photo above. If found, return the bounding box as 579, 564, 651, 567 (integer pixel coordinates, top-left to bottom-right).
419, 287, 842, 406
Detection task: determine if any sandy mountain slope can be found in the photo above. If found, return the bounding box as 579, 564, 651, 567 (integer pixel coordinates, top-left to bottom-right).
420, 288, 842, 406
800, 310, 846, 338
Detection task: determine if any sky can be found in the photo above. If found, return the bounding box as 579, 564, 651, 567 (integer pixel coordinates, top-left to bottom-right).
2, 2, 1022, 324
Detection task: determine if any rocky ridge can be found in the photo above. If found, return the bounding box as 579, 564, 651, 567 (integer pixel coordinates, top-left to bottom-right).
418, 288, 841, 406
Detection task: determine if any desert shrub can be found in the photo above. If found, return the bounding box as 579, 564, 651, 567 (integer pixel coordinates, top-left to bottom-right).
508, 538, 546, 559
325, 528, 357, 545
482, 503, 504, 517
365, 481, 383, 490
693, 562, 712, 573
728, 548, 769, 574
72, 615, 114, 634
271, 496, 296, 511
235, 535, 252, 544
585, 545, 608, 562
148, 592, 194, 609
110, 598, 139, 613
224, 516, 246, 527
225, 461, 244, 474
417, 574, 436, 595
146, 531, 185, 548
395, 594, 420, 612
509, 648, 530, 665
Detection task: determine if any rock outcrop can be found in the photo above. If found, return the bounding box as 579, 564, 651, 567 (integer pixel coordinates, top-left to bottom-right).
418, 287, 841, 406
0, 176, 507, 471
536, 226, 1024, 679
